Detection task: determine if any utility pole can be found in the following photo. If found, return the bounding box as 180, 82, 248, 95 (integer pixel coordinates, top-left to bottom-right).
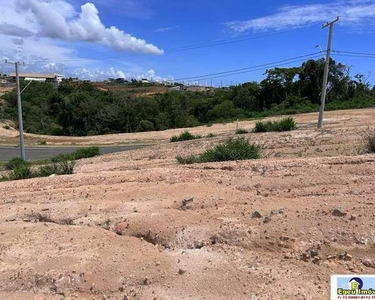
5, 60, 26, 160
318, 16, 339, 129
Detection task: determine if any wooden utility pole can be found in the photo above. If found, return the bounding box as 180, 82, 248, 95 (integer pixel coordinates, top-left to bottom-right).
318, 17, 339, 129
5, 60, 26, 159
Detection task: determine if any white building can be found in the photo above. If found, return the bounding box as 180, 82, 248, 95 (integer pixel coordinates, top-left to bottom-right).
9, 73, 65, 85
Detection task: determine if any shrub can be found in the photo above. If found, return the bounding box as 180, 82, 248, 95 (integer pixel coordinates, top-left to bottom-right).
72, 147, 100, 160
176, 138, 261, 164
38, 164, 59, 177
1, 157, 76, 182
38, 160, 75, 176
235, 129, 249, 135
136, 120, 155, 132
277, 117, 297, 131
51, 146, 100, 162
2, 125, 10, 130
364, 132, 375, 153
200, 138, 261, 163
5, 158, 30, 170
50, 153, 71, 163
206, 133, 216, 138
8, 164, 34, 180
170, 131, 201, 143
254, 117, 296, 133
38, 140, 47, 145
58, 160, 75, 175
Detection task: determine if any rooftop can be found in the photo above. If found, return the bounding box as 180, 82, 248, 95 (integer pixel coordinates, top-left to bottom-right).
9, 73, 57, 79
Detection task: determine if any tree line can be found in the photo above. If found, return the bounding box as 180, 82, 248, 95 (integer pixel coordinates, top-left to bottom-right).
0, 58, 374, 136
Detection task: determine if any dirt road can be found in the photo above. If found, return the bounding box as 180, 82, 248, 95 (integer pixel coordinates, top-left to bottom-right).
0, 108, 375, 299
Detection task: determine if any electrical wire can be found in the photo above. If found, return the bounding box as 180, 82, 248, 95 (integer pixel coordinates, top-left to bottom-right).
187, 54, 325, 82
174, 51, 323, 81
332, 50, 375, 57
331, 53, 375, 59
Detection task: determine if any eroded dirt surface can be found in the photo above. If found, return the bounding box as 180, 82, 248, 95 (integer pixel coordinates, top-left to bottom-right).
1, 108, 374, 148
1, 109, 375, 299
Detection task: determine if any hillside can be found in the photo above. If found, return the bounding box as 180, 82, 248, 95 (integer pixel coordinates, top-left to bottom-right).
1, 58, 374, 138
92, 82, 169, 97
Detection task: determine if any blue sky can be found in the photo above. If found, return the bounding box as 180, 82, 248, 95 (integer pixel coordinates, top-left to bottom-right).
1, 0, 375, 86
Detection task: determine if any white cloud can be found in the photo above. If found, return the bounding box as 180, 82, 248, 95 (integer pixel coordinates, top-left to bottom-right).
224, 0, 375, 33
155, 26, 180, 33
0, 23, 34, 37
72, 67, 174, 82
11, 38, 25, 46
0, 0, 171, 81
12, 0, 163, 54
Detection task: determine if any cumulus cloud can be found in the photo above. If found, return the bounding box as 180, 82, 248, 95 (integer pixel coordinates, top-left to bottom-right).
72, 67, 174, 82
224, 0, 375, 33
0, 23, 34, 37
14, 0, 163, 54
12, 38, 25, 46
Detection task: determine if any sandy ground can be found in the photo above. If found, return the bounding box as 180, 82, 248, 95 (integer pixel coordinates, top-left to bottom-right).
1, 108, 375, 148
0, 108, 375, 300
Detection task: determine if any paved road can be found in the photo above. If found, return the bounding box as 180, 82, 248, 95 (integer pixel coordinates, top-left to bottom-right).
0, 145, 143, 161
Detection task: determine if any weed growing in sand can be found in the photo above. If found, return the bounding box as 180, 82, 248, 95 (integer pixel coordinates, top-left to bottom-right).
235, 129, 249, 135
254, 117, 296, 133
1, 159, 75, 182
51, 146, 100, 162
170, 131, 202, 143
176, 138, 261, 164
5, 158, 31, 171
8, 164, 34, 180
364, 131, 375, 153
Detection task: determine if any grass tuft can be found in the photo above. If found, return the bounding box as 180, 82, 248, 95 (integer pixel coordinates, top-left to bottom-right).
8, 164, 34, 180
254, 117, 297, 133
1, 159, 75, 182
364, 131, 375, 153
176, 137, 261, 164
170, 131, 201, 143
235, 129, 249, 135
5, 158, 30, 171
51, 146, 100, 162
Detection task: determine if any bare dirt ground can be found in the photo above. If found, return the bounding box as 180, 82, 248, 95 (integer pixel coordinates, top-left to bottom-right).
1, 108, 375, 300
1, 108, 374, 149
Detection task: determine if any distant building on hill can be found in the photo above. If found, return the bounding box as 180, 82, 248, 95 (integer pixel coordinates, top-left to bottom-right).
9, 73, 65, 86
169, 85, 213, 92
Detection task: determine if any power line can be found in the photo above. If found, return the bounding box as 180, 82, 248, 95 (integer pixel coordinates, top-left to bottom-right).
332, 50, 375, 57
174, 51, 323, 81
331, 53, 375, 59
191, 54, 324, 82
24, 30, 294, 63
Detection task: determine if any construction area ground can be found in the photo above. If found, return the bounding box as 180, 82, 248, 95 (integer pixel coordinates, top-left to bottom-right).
0, 108, 375, 299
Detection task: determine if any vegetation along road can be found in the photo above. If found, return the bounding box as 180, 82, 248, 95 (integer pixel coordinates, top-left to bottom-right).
0, 145, 142, 161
